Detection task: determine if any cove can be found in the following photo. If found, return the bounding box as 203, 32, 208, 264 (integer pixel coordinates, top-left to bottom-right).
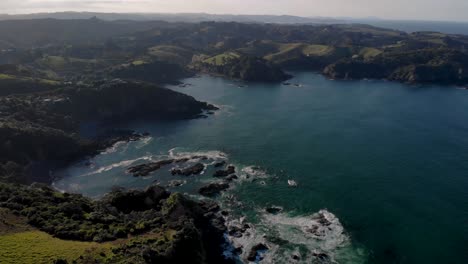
54, 72, 468, 264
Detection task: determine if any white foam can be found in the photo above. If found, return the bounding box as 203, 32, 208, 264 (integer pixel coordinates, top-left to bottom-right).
135, 136, 153, 149
224, 209, 367, 264
263, 210, 347, 251
101, 140, 128, 154
77, 155, 154, 177
241, 166, 269, 179
168, 148, 228, 161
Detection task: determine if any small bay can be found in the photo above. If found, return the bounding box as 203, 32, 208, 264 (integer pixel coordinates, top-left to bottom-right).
54, 72, 468, 263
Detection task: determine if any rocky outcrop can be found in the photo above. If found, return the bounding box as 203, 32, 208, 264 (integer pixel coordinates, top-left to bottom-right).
213, 165, 235, 177
199, 183, 230, 197
265, 206, 283, 214
127, 157, 209, 177
171, 163, 205, 176
127, 159, 175, 177
247, 243, 269, 262
214, 161, 227, 168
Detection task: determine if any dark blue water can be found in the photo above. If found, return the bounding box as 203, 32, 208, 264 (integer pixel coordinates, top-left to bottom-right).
55, 73, 468, 264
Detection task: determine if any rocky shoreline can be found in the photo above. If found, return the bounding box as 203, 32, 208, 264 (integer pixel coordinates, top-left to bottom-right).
0, 78, 240, 263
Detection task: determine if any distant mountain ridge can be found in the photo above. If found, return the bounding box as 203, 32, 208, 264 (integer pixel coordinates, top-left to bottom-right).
1, 12, 468, 35
0, 12, 344, 24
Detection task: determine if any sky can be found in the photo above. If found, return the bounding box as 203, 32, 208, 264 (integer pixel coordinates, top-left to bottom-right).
1, 0, 467, 22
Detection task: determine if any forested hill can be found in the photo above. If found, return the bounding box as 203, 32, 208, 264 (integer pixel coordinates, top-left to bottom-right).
1, 18, 468, 85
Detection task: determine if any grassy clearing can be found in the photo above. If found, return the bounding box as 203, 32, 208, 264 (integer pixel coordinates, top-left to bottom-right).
0, 231, 113, 264
0, 73, 15, 80
263, 43, 336, 64
148, 45, 193, 65
0, 73, 60, 85
359, 47, 383, 59
302, 44, 335, 56
131, 60, 148, 66
38, 56, 100, 71
237, 40, 281, 57
203, 52, 240, 65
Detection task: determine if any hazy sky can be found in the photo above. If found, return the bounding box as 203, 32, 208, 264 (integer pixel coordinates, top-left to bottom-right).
1, 0, 467, 22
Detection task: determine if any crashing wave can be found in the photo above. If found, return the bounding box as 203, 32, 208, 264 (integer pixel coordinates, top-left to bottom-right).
241, 166, 269, 180
224, 209, 367, 264
168, 148, 228, 163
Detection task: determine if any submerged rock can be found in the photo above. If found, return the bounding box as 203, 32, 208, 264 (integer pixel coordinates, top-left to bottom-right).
265, 206, 283, 214
199, 183, 230, 197
247, 243, 269, 262
167, 180, 186, 187
228, 226, 244, 238
171, 163, 205, 176
312, 251, 330, 262
214, 161, 227, 168
213, 166, 235, 177
225, 175, 238, 182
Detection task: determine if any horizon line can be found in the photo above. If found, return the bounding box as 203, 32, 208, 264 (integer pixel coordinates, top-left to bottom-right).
1, 11, 467, 24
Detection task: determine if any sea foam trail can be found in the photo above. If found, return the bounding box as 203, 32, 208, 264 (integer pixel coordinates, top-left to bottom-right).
101, 136, 154, 154
78, 156, 154, 177
136, 136, 153, 149
100, 140, 129, 154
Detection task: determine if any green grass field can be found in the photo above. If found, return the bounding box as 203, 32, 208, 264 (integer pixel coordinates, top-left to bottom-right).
148, 45, 193, 65
203, 52, 241, 66
302, 44, 335, 56
358, 47, 383, 59
37, 56, 100, 71
131, 60, 148, 66
0, 73, 16, 80
0, 231, 113, 264
263, 43, 337, 64
0, 73, 60, 86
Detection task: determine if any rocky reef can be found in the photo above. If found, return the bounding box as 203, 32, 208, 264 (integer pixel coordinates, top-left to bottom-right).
199, 182, 230, 197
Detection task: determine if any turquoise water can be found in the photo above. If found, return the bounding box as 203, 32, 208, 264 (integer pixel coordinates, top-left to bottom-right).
55, 73, 468, 263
